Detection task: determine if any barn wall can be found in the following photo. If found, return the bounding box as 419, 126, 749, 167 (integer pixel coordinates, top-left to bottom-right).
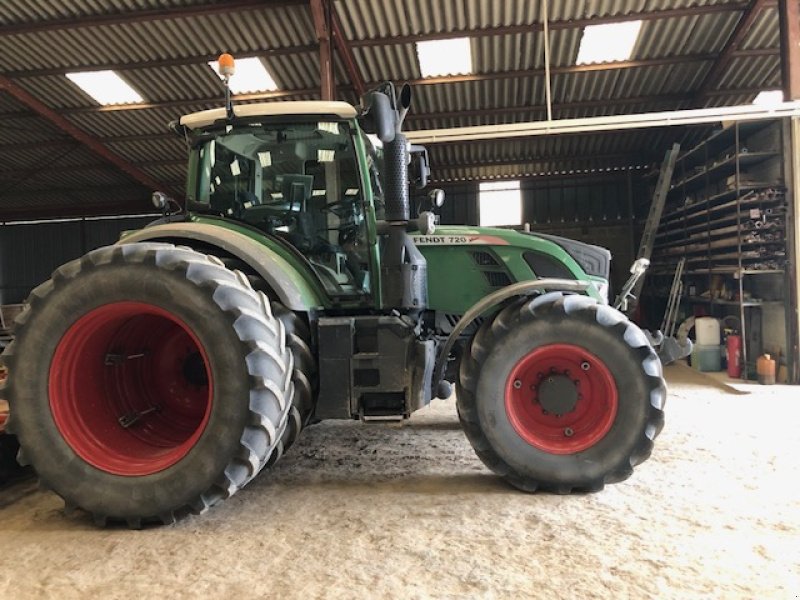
0, 216, 154, 304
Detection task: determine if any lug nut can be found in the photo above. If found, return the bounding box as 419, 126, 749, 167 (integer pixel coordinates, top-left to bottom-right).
513, 379, 522, 389
581, 361, 590, 371
564, 427, 574, 437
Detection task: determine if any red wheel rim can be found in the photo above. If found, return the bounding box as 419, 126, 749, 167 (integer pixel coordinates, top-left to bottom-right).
49, 302, 213, 476
505, 344, 618, 454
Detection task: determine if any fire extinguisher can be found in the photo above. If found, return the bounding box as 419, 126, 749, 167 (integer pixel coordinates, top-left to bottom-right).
727, 334, 742, 378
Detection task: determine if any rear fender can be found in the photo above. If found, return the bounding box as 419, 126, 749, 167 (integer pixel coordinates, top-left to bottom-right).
119, 223, 323, 311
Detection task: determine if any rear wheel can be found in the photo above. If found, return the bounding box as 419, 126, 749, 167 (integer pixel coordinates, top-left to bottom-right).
457, 293, 666, 493
217, 257, 318, 464
269, 303, 317, 464
0, 243, 292, 526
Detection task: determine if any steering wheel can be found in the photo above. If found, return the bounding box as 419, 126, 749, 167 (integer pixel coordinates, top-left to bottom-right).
320, 198, 357, 219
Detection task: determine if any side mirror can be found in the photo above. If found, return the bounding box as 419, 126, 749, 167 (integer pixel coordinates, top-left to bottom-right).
151, 191, 169, 210
410, 144, 430, 189
428, 188, 445, 208
360, 91, 396, 143
416, 188, 444, 218
152, 191, 179, 215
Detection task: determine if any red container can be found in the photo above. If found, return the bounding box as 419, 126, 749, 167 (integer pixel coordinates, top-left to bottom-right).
726, 335, 742, 378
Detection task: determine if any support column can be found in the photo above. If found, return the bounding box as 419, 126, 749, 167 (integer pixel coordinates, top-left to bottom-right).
310, 0, 335, 101
779, 0, 800, 100
789, 118, 800, 382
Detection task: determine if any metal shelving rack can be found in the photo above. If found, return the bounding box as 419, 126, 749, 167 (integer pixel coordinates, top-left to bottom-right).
650, 119, 790, 379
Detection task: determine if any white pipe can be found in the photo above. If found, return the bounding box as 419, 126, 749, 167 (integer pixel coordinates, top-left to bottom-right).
406, 102, 800, 144
542, 0, 553, 122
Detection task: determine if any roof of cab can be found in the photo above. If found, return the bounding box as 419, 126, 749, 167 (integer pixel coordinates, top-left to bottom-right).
179, 101, 358, 129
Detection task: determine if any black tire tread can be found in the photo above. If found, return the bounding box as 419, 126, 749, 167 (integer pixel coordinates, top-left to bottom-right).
218, 257, 318, 458
272, 303, 317, 452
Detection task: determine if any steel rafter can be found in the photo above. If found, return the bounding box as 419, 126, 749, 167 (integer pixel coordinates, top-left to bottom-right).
694, 0, 773, 101
0, 0, 309, 36
0, 74, 174, 197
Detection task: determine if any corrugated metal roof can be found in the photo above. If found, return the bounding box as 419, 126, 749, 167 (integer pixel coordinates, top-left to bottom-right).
337, 0, 740, 40
0, 0, 787, 217
0, 5, 316, 71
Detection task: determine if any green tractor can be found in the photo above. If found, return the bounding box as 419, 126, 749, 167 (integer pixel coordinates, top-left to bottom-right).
0, 72, 665, 526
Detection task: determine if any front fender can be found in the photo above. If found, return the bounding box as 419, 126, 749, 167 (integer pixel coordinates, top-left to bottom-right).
432, 279, 591, 390
119, 223, 324, 311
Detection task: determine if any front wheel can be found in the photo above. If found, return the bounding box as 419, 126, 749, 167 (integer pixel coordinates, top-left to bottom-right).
457, 293, 666, 493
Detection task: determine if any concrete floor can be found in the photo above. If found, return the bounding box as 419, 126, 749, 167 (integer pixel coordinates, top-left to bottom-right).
0, 364, 798, 599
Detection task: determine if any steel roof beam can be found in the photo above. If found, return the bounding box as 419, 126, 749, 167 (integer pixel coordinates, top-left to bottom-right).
404, 55, 720, 87
405, 96, 691, 124
0, 158, 185, 179
5, 46, 319, 79
0, 74, 174, 196
4, 46, 775, 83
309, 0, 335, 101
0, 88, 766, 141
32, 88, 326, 117
330, 1, 366, 99
778, 0, 800, 100
694, 0, 773, 101
406, 101, 800, 145
0, 51, 774, 121
427, 154, 645, 171
0, 133, 177, 151
0, 1, 763, 41
430, 170, 645, 185
0, 0, 309, 37
0, 3, 775, 75
347, 2, 776, 47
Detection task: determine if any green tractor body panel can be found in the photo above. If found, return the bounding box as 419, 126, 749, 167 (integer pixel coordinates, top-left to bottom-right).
120, 217, 328, 311
188, 214, 330, 307
411, 226, 605, 315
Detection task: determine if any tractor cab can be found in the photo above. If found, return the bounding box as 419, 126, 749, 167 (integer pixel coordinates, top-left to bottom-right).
180, 103, 379, 299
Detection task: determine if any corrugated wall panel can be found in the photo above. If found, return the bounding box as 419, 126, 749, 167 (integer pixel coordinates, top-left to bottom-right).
0, 220, 82, 303
0, 215, 154, 303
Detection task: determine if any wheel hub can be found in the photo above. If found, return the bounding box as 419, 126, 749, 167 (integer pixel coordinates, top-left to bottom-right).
536, 374, 578, 416
505, 344, 618, 455
183, 351, 209, 387
49, 302, 213, 476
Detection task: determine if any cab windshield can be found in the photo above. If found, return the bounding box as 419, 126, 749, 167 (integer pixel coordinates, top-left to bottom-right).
192, 120, 370, 297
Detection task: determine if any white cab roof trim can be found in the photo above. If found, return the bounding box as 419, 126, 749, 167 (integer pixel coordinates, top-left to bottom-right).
180, 101, 358, 129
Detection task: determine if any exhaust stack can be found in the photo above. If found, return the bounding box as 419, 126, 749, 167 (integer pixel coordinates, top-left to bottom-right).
359, 82, 427, 312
